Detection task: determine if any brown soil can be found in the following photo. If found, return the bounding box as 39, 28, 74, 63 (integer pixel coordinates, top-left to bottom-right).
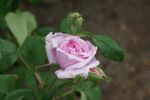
24, 0, 150, 100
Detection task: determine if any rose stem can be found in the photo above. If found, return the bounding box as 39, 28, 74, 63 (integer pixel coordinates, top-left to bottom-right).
18, 53, 44, 88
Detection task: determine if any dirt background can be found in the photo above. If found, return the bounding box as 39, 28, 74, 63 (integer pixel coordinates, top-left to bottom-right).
22, 0, 150, 100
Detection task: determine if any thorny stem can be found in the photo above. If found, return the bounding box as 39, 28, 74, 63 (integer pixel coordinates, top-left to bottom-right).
18, 52, 44, 88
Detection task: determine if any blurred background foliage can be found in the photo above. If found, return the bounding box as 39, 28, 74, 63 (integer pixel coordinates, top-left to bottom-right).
0, 0, 150, 100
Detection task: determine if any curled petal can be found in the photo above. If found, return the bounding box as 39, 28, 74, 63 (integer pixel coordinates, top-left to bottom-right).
55, 67, 89, 79
65, 47, 97, 70
45, 32, 57, 64
55, 48, 84, 69
86, 58, 100, 69
45, 32, 53, 42
55, 58, 100, 79
45, 45, 57, 64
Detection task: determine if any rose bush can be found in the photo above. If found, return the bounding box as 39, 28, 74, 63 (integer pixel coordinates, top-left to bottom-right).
0, 6, 124, 99
45, 32, 100, 79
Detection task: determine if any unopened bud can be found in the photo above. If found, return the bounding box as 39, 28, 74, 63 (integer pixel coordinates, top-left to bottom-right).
90, 68, 100, 76
67, 12, 83, 27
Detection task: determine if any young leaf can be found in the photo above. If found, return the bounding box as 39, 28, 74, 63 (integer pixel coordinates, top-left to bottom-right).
4, 89, 32, 100
0, 38, 17, 72
0, 74, 18, 94
5, 11, 37, 46
93, 35, 124, 61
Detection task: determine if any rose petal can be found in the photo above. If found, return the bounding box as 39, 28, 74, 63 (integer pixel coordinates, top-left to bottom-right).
55, 67, 89, 79
65, 47, 97, 70
45, 32, 53, 42
78, 39, 89, 52
55, 48, 85, 69
45, 32, 67, 64
55, 58, 99, 79
45, 32, 57, 64
45, 45, 57, 64
53, 32, 63, 37
86, 58, 100, 69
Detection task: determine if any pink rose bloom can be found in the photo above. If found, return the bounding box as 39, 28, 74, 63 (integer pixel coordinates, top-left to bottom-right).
45, 32, 100, 79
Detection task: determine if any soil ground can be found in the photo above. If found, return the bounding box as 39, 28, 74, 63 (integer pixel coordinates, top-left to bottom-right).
23, 0, 150, 100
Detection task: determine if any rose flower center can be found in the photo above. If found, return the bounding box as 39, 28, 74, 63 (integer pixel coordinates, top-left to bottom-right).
66, 40, 81, 53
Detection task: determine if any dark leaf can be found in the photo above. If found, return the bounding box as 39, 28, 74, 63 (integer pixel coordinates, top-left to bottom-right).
0, 38, 17, 72
0, 74, 18, 94
20, 36, 46, 66
25, 71, 37, 89
93, 35, 124, 61
76, 81, 102, 100
42, 80, 70, 100
11, 65, 27, 86
4, 89, 32, 100
0, 0, 19, 16
36, 27, 54, 36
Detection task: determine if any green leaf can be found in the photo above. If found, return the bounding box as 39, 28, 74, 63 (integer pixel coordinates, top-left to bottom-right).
0, 74, 18, 94
0, 15, 7, 28
76, 81, 102, 100
0, 38, 18, 72
93, 35, 124, 61
11, 66, 27, 85
0, 0, 19, 16
4, 89, 32, 100
0, 93, 5, 100
0, 0, 19, 28
35, 89, 46, 100
40, 70, 57, 88
20, 36, 46, 66
78, 31, 92, 37
5, 11, 37, 46
36, 27, 54, 36
42, 80, 71, 100
64, 94, 73, 100
77, 90, 87, 100
25, 71, 37, 89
